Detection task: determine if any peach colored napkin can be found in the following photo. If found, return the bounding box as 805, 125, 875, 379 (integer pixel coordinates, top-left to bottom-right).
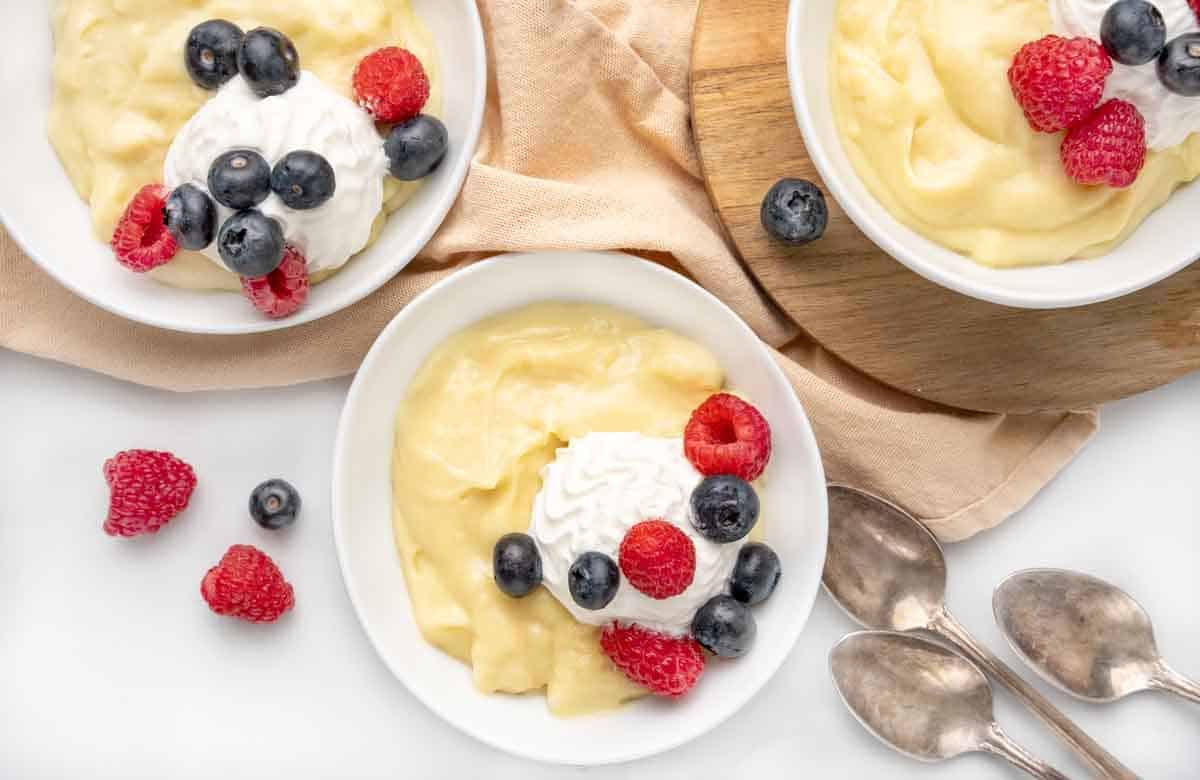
0, 0, 1096, 541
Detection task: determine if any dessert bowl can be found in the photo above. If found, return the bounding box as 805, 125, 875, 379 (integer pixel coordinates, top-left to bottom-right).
332, 252, 828, 765
0, 0, 486, 334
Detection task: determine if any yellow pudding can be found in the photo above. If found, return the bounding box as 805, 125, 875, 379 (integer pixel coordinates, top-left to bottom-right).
390, 304, 725, 716
830, 0, 1200, 267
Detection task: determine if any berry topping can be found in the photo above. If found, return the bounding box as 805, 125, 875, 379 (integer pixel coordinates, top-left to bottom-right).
353, 47, 430, 123
164, 184, 217, 251
761, 178, 828, 245
102, 449, 196, 538
618, 520, 696, 600
249, 479, 302, 530
238, 27, 300, 98
1061, 99, 1147, 188
208, 150, 272, 211
690, 475, 760, 544
219, 210, 285, 277
110, 184, 179, 272
600, 622, 706, 698
240, 243, 310, 319
185, 19, 244, 90
201, 545, 295, 623
1101, 0, 1166, 66
683, 393, 773, 482
1008, 36, 1112, 133
568, 551, 620, 610
384, 115, 449, 181
270, 151, 336, 210
493, 533, 543, 598
1158, 33, 1200, 97
729, 542, 782, 605
691, 595, 757, 658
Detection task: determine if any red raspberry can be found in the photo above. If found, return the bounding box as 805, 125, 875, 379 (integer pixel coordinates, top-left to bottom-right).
600, 622, 706, 697
1008, 36, 1112, 133
352, 47, 430, 123
618, 520, 696, 600
1191, 0, 1200, 23
201, 545, 295, 623
1061, 99, 1147, 188
110, 184, 179, 272
103, 449, 196, 537
683, 394, 772, 482
241, 244, 310, 319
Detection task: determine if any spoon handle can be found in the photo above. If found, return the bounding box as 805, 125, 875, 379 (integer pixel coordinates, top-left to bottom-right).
1150, 662, 1200, 705
982, 725, 1073, 780
931, 609, 1139, 780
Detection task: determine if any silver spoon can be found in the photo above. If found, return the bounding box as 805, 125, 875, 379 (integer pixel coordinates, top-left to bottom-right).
994, 568, 1200, 706
824, 485, 1137, 780
831, 631, 1072, 779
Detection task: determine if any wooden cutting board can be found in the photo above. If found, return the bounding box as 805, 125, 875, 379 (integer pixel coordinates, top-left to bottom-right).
690, 0, 1200, 413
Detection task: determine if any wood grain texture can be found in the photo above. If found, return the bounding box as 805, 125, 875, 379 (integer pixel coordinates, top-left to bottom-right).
690, 0, 1200, 413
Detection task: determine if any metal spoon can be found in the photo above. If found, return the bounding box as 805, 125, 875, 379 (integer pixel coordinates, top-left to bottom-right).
831, 631, 1071, 779
824, 485, 1137, 780
994, 568, 1200, 706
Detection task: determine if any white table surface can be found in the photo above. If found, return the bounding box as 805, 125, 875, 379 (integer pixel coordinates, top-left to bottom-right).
2, 347, 1197, 779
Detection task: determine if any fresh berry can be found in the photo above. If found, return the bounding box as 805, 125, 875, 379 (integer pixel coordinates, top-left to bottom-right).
110, 184, 179, 272
1191, 0, 1200, 24
1101, 0, 1166, 66
689, 475, 760, 544
238, 27, 300, 98
600, 622, 706, 697
164, 184, 217, 251
1008, 36, 1112, 133
353, 47, 430, 123
568, 551, 620, 610
1061, 99, 1147, 188
618, 520, 696, 600
493, 533, 543, 598
249, 479, 302, 530
240, 243, 309, 318
729, 542, 782, 605
201, 545, 295, 623
185, 19, 244, 90
384, 115, 449, 180
1158, 33, 1200, 96
102, 449, 196, 537
208, 150, 272, 211
683, 393, 772, 482
761, 178, 827, 245
270, 151, 336, 210
691, 595, 757, 658
219, 210, 285, 277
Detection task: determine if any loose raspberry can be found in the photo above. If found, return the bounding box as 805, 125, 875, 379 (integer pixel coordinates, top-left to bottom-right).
103, 449, 196, 538
201, 545, 295, 623
352, 47, 430, 123
618, 520, 696, 600
1191, 0, 1200, 24
683, 394, 772, 482
600, 622, 706, 698
1061, 99, 1147, 188
110, 184, 179, 272
1008, 36, 1112, 133
241, 244, 310, 319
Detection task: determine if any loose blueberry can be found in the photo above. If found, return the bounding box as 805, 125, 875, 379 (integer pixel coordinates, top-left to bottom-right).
384, 115, 449, 181
568, 552, 619, 610
493, 533, 543, 598
690, 475, 760, 544
729, 542, 782, 606
1101, 0, 1166, 67
238, 27, 300, 98
1159, 33, 1200, 97
271, 151, 336, 210
163, 184, 217, 251
208, 150, 272, 210
249, 479, 301, 530
761, 178, 828, 245
185, 19, 244, 90
217, 210, 285, 277
692, 595, 756, 658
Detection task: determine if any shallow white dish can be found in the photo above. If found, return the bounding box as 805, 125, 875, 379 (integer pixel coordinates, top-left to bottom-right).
787, 0, 1199, 309
0, 0, 486, 334
332, 252, 828, 766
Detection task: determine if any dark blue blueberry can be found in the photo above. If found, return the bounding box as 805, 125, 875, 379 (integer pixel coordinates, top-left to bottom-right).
217, 210, 285, 277
163, 184, 217, 251
384, 115, 449, 181
271, 151, 336, 210
761, 178, 827, 245
185, 19, 244, 90
493, 533, 543, 598
249, 479, 301, 530
1101, 0, 1166, 66
690, 475, 759, 544
729, 542, 781, 606
692, 595, 756, 658
568, 551, 619, 610
238, 27, 300, 98
1159, 33, 1200, 96
208, 150, 272, 210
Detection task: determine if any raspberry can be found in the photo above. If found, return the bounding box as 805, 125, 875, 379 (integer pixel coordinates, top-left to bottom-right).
600, 622, 706, 697
110, 184, 179, 272
1191, 0, 1200, 23
1061, 99, 1147, 188
1008, 36, 1112, 133
103, 449, 196, 537
618, 520, 696, 599
352, 47, 430, 123
683, 394, 772, 482
241, 244, 310, 319
201, 545, 295, 623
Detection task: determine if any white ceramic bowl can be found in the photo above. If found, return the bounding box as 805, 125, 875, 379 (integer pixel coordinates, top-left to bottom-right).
332, 252, 828, 765
787, 0, 1199, 309
0, 0, 486, 334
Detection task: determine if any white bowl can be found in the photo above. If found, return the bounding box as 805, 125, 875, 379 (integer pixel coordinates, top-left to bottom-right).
0, 0, 486, 334
332, 252, 828, 765
787, 0, 1199, 309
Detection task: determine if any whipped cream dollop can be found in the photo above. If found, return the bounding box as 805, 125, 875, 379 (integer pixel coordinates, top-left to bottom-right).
1051, 0, 1200, 149
164, 72, 388, 274
529, 432, 745, 637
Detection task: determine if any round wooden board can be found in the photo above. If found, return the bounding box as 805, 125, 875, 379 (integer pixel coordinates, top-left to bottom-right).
690, 0, 1200, 413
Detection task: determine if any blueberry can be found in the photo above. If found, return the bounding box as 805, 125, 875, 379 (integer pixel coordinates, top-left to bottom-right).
217, 210, 285, 277
761, 178, 828, 245
163, 184, 217, 250
1101, 0, 1166, 66
271, 151, 336, 210
185, 19, 244, 90
208, 150, 272, 210
692, 595, 756, 658
493, 533, 543, 598
568, 552, 619, 610
238, 27, 300, 98
249, 479, 301, 530
729, 542, 781, 606
690, 475, 759, 544
384, 115, 449, 181
1159, 33, 1200, 96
